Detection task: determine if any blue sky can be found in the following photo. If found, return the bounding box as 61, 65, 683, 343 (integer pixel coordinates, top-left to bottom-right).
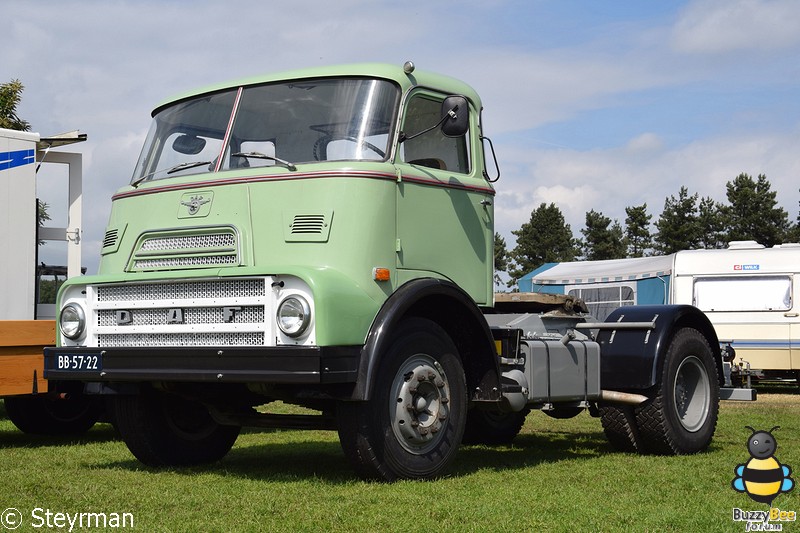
3, 0, 800, 274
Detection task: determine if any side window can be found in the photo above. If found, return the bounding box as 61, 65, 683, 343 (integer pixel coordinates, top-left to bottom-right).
401, 94, 470, 174
567, 284, 636, 321
693, 276, 792, 311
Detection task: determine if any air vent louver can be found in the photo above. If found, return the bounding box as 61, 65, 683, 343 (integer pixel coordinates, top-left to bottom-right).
283, 211, 333, 243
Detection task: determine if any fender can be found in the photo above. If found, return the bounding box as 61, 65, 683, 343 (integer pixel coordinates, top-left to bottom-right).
351, 278, 500, 401
597, 305, 723, 391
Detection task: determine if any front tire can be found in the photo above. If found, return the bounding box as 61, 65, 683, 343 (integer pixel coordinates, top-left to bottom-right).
337, 318, 467, 481
635, 328, 719, 454
113, 390, 240, 467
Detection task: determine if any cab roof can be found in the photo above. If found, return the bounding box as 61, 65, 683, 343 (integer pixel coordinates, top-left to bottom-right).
153, 62, 482, 116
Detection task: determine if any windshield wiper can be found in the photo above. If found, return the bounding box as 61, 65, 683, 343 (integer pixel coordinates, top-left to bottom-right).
131, 160, 213, 188
232, 152, 297, 171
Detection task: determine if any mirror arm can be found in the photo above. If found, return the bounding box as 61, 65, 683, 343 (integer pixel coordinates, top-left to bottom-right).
399, 106, 459, 143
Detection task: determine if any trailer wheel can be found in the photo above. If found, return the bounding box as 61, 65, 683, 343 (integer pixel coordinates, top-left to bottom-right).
635, 328, 719, 455
461, 408, 529, 445
3, 385, 101, 436
599, 405, 640, 452
113, 390, 240, 467
337, 318, 467, 481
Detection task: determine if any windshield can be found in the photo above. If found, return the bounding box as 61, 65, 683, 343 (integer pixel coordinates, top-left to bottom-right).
130, 78, 399, 184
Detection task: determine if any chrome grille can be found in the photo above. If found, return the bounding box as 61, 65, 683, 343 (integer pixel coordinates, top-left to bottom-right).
98, 332, 265, 347
92, 278, 269, 348
97, 306, 264, 326
96, 279, 265, 302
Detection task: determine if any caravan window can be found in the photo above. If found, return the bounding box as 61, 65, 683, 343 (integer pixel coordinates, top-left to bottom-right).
567, 283, 635, 321
693, 276, 792, 312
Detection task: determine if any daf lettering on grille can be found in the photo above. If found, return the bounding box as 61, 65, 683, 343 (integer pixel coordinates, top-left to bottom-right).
223, 306, 241, 323
167, 308, 185, 324
116, 310, 132, 325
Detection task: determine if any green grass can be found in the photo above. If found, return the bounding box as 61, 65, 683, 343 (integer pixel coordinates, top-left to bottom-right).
1, 393, 798, 532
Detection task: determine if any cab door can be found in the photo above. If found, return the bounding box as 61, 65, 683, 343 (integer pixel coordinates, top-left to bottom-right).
394, 90, 493, 305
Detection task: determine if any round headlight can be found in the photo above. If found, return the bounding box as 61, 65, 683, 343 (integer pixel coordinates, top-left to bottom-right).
277, 296, 311, 338
60, 303, 86, 340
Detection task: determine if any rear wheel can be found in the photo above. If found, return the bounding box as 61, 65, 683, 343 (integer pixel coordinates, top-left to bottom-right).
337, 318, 467, 481
599, 405, 640, 453
113, 390, 240, 467
635, 328, 719, 454
4, 384, 101, 436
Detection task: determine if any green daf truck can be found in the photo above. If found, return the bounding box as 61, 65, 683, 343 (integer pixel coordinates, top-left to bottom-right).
43, 62, 749, 481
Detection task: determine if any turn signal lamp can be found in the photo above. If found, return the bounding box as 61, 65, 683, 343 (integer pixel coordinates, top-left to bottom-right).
373, 267, 391, 282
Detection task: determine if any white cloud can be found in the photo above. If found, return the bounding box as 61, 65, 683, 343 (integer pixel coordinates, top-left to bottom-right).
495, 129, 800, 252
672, 0, 800, 54
626, 133, 664, 152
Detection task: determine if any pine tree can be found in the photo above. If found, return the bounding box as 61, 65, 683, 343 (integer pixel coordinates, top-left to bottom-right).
654, 186, 702, 254
508, 203, 577, 286
697, 196, 726, 249
722, 173, 789, 247
579, 209, 626, 260
624, 203, 653, 257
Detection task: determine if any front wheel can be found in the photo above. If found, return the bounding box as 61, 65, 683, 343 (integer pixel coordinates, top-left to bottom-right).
635, 328, 719, 454
113, 390, 240, 467
337, 318, 467, 481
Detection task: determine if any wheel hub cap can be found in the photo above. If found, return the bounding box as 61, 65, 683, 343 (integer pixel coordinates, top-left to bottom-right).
391, 355, 450, 454
673, 355, 710, 432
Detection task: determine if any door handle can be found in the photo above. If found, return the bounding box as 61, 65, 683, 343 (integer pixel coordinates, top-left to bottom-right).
784, 312, 798, 317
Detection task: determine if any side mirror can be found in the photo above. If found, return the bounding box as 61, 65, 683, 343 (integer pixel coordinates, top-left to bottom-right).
172, 134, 206, 155
440, 96, 469, 137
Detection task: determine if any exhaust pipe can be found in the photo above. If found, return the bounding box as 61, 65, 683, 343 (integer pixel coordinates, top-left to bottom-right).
599, 390, 649, 405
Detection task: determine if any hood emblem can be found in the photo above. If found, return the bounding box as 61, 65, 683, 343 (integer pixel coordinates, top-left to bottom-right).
181, 195, 211, 215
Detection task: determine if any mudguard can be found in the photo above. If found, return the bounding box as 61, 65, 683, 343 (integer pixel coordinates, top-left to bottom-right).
597, 305, 722, 391
351, 278, 499, 401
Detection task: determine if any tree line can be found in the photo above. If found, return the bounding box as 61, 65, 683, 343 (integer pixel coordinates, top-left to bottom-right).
496, 173, 800, 288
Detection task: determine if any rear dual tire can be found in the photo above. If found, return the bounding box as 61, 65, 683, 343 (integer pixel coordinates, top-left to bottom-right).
602, 327, 719, 455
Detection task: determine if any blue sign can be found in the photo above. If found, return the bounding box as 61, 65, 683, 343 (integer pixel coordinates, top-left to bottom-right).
0, 149, 35, 171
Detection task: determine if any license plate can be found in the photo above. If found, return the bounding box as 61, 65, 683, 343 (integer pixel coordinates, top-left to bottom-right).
53, 353, 102, 372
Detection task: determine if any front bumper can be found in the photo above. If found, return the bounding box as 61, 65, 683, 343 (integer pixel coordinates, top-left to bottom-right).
44, 345, 361, 384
